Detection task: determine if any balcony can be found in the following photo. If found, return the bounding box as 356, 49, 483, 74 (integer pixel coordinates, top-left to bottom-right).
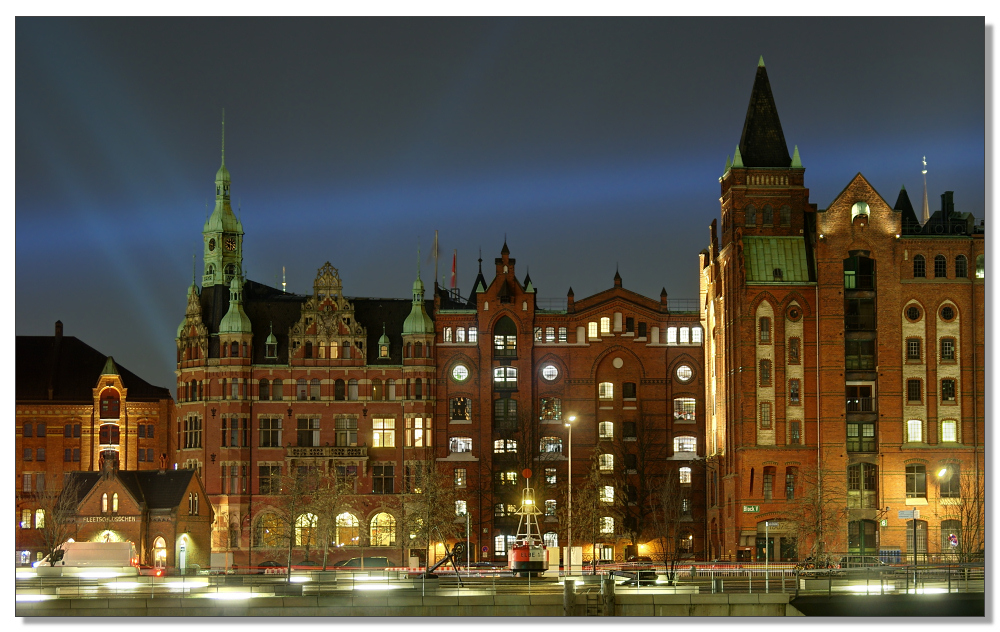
286, 446, 368, 459
846, 397, 876, 413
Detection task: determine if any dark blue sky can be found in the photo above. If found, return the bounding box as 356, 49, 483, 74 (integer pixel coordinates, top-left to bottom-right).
16, 17, 985, 392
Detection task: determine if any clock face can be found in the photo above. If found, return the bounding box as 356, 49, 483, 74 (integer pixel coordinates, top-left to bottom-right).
208, 238, 216, 251
225, 237, 237, 251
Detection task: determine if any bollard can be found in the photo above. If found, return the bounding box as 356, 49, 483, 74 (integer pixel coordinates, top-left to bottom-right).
564, 578, 575, 616
601, 574, 615, 616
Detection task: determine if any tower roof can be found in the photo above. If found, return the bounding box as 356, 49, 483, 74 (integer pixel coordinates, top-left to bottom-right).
738, 58, 791, 168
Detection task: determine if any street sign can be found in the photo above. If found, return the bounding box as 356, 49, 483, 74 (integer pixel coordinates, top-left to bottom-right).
743, 505, 759, 513
481, 545, 489, 553
897, 510, 920, 520
766, 522, 780, 528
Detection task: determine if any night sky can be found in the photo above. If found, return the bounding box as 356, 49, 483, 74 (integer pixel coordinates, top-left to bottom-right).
16, 17, 985, 393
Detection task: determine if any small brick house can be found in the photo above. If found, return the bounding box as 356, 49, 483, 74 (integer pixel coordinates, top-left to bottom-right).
61, 462, 213, 571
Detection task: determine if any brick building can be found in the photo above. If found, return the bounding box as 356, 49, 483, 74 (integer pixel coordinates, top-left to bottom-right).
174, 128, 707, 566
700, 59, 985, 563
60, 463, 213, 571
16, 323, 175, 565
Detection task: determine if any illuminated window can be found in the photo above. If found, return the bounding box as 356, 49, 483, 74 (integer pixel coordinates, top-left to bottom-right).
406, 417, 431, 447
667, 327, 677, 344
674, 436, 696, 452
456, 327, 466, 342
541, 364, 559, 381
545, 500, 556, 516
598, 382, 613, 399
599, 454, 614, 471
372, 419, 395, 447
600, 517, 614, 534
680, 327, 690, 344
468, 327, 477, 343
35, 509, 45, 529
452, 364, 469, 381
600, 486, 614, 503
454, 500, 468, 517
255, 513, 286, 547
679, 467, 691, 484
444, 327, 453, 342
907, 419, 923, 443
494, 439, 518, 453
539, 397, 561, 420
673, 398, 696, 421
545, 327, 555, 342
539, 436, 562, 453
851, 201, 869, 221
975, 255, 984, 279
335, 513, 359, 546
600, 317, 611, 334
112, 493, 119, 513
598, 421, 613, 439
588, 322, 598, 338
295, 512, 317, 546
941, 420, 958, 443
454, 468, 467, 488
558, 327, 567, 342
449, 436, 473, 453
545, 468, 556, 485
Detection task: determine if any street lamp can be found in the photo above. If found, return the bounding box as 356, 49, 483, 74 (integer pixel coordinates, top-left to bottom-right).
565, 414, 576, 571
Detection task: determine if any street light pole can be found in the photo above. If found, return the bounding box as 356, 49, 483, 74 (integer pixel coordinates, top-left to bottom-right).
565, 415, 576, 573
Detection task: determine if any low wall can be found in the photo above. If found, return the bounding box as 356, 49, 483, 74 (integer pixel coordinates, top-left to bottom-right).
16, 592, 803, 617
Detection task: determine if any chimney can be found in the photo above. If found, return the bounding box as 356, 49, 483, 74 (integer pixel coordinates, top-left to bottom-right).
55, 320, 63, 338
660, 288, 669, 313
566, 287, 575, 313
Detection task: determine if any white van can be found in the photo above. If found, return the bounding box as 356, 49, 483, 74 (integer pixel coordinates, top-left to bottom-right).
35, 541, 138, 569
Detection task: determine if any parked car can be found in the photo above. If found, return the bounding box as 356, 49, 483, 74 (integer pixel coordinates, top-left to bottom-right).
332, 557, 393, 569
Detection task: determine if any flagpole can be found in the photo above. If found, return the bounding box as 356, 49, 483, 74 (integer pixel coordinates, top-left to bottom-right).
433, 230, 439, 289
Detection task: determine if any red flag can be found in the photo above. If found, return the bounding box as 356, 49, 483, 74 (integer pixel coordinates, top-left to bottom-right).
450, 250, 457, 289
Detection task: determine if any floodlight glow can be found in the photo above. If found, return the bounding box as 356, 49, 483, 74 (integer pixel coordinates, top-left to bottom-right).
352, 583, 400, 591
288, 576, 311, 583
165, 580, 209, 589
108, 582, 143, 589
77, 571, 122, 579
845, 583, 894, 593
15, 594, 54, 602
16, 570, 37, 578
204, 592, 256, 600
905, 587, 948, 594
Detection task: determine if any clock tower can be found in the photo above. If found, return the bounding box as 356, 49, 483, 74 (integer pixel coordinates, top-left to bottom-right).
202, 112, 244, 288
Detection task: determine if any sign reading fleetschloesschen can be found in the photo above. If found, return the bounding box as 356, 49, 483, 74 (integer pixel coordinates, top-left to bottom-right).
82, 515, 139, 523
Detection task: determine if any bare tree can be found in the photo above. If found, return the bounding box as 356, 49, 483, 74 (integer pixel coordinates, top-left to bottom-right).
941, 468, 986, 564
606, 412, 667, 553
401, 457, 459, 567
34, 476, 85, 563
256, 462, 321, 581
783, 467, 847, 561
648, 465, 697, 580
574, 453, 614, 574
310, 470, 355, 570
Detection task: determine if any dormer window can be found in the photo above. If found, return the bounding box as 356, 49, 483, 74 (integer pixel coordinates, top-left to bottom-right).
99, 389, 120, 420
265, 342, 277, 359
851, 201, 869, 221
380, 344, 389, 359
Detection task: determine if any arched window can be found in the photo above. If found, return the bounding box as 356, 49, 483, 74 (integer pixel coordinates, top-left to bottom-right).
335, 512, 360, 546
271, 379, 283, 401
598, 382, 613, 399
230, 341, 239, 357
348, 379, 359, 401
406, 342, 412, 358
99, 389, 120, 420
371, 378, 383, 401
851, 201, 869, 221
386, 379, 396, 401
112, 493, 119, 513
493, 316, 517, 357
444, 327, 453, 342
296, 378, 308, 401
35, 509, 45, 528
258, 379, 270, 401
304, 341, 312, 358
745, 204, 756, 227
370, 512, 396, 547
955, 254, 968, 278
758, 317, 771, 342
600, 317, 611, 334
599, 454, 614, 471
762, 204, 773, 225
913, 254, 926, 278
679, 467, 692, 484
414, 342, 423, 358
102, 493, 108, 514
779, 205, 791, 226
310, 378, 321, 401
598, 421, 613, 439
934, 254, 947, 278
255, 513, 285, 548
334, 379, 346, 401
99, 423, 120, 445
295, 513, 317, 546
848, 463, 878, 508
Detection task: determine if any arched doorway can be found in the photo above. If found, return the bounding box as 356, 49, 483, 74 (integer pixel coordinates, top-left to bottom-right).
153, 537, 167, 569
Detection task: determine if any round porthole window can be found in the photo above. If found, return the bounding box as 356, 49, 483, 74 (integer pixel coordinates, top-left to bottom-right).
675, 365, 693, 383
906, 305, 921, 322
452, 365, 469, 382
787, 306, 801, 321
940, 305, 955, 321
541, 365, 559, 381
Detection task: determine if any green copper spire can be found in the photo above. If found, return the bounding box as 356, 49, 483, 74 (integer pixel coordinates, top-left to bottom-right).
219, 275, 252, 334
732, 145, 744, 169
403, 250, 434, 335
758, 55, 765, 67
100, 356, 119, 376
791, 145, 802, 168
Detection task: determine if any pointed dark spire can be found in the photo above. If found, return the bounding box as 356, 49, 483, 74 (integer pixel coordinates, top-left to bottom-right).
614, 266, 622, 287
523, 268, 532, 286
660, 287, 667, 298
567, 287, 574, 297
738, 58, 791, 168
501, 239, 510, 256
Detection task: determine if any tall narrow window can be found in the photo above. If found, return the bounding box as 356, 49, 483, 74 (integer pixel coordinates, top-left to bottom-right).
934, 255, 947, 278
975, 255, 985, 279
907, 379, 922, 403
913, 254, 926, 278
762, 467, 774, 500
600, 317, 611, 334
779, 205, 791, 226
941, 379, 957, 402
373, 419, 395, 448
785, 467, 797, 500
745, 204, 756, 227
759, 360, 771, 385
906, 464, 926, 499
759, 402, 772, 429
493, 316, 517, 357
598, 382, 613, 399
940, 338, 956, 361
759, 317, 771, 343
907, 419, 923, 443
789, 379, 800, 404
790, 420, 801, 444
955, 255, 968, 278
762, 204, 773, 225
906, 338, 922, 361
788, 337, 800, 364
